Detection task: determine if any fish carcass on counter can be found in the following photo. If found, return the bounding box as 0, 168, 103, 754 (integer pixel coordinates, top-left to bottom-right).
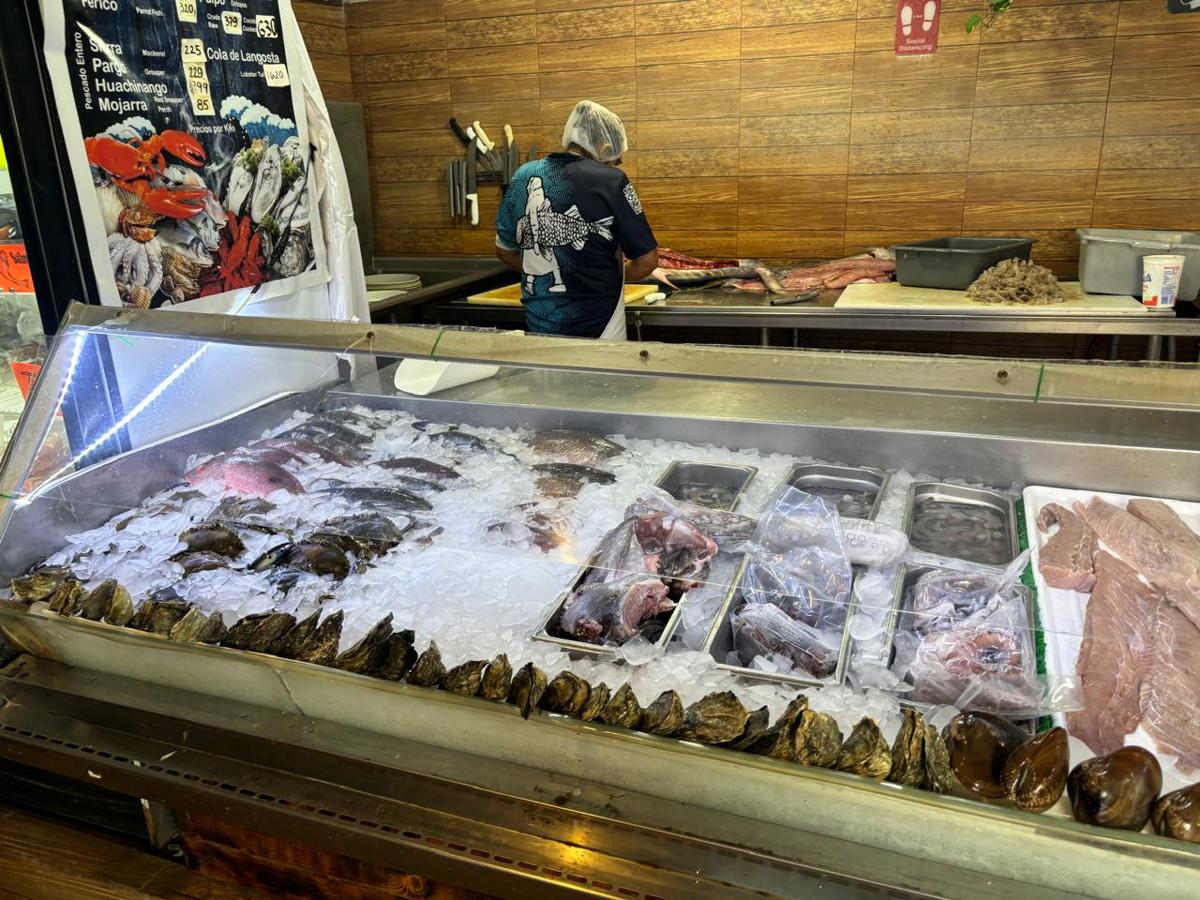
655, 248, 739, 269
558, 574, 674, 643
1067, 552, 1159, 756
1037, 503, 1097, 592
731, 253, 896, 293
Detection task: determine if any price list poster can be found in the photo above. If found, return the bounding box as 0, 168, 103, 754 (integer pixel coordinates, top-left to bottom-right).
41, 0, 325, 309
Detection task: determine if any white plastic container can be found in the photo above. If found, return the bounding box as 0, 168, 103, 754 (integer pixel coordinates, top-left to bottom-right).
1141, 254, 1185, 309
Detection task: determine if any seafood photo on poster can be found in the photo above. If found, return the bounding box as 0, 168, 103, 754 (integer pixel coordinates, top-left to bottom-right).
41, 0, 323, 308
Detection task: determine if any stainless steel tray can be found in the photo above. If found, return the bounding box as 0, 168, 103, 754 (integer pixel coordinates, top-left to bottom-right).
654, 461, 757, 512
783, 464, 890, 520
531, 560, 688, 659
903, 482, 1020, 568
701, 556, 855, 688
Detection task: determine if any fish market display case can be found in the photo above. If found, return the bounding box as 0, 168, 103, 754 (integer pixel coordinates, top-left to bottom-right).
1, 305, 1200, 898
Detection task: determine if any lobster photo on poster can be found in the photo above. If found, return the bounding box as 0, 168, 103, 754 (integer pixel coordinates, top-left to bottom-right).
40, 0, 326, 309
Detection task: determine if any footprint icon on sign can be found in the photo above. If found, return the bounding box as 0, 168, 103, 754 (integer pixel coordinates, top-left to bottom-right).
922, 0, 937, 30
900, 3, 914, 34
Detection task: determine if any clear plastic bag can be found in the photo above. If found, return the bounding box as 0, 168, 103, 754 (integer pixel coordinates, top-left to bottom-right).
903, 552, 1029, 635
732, 602, 837, 678
839, 517, 908, 567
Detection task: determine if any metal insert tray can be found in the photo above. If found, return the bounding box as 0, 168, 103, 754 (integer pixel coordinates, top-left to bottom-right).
904, 482, 1020, 568
783, 463, 890, 520
702, 556, 855, 688
532, 561, 687, 659
654, 461, 757, 512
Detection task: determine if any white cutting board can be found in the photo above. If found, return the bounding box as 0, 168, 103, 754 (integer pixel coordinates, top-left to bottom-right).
837, 281, 1156, 315
1023, 485, 1200, 789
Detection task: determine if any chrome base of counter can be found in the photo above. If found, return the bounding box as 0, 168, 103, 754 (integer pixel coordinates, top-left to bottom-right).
0, 655, 932, 900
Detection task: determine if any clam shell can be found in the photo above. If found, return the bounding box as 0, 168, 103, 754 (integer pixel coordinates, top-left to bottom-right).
444, 660, 488, 696
1068, 746, 1162, 831
888, 708, 927, 787
836, 717, 892, 781
677, 691, 750, 745
794, 710, 842, 768
480, 653, 513, 701
578, 683, 611, 722
1152, 784, 1200, 843
1001, 727, 1068, 813
508, 662, 548, 719
923, 724, 954, 794
727, 706, 771, 751
379, 630, 418, 680
406, 640, 447, 687
540, 671, 591, 716
600, 683, 642, 729
943, 711, 1027, 799
639, 690, 684, 736
335, 614, 395, 674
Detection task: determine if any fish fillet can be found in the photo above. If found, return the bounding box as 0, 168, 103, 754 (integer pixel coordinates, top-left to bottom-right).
1074, 497, 1200, 630
1036, 502, 1097, 592
1066, 552, 1159, 756
1128, 499, 1200, 552
1140, 600, 1200, 773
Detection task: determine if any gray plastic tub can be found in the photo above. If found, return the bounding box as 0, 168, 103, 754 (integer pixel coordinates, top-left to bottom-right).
1077, 229, 1200, 302
892, 237, 1035, 290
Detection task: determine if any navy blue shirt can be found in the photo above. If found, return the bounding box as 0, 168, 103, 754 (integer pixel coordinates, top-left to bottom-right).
496, 153, 657, 338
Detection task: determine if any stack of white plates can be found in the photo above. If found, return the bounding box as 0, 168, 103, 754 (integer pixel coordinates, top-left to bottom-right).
366, 273, 422, 292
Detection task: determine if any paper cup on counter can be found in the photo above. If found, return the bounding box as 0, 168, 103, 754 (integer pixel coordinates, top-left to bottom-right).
393, 358, 499, 396
1141, 254, 1185, 309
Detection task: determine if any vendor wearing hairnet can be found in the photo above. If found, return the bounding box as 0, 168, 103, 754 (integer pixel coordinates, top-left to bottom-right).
496, 100, 658, 340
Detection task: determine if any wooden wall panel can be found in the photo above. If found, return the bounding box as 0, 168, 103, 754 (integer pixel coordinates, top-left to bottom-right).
292, 0, 1200, 271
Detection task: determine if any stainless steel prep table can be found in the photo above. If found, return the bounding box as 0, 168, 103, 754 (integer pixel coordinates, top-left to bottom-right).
0, 307, 1198, 900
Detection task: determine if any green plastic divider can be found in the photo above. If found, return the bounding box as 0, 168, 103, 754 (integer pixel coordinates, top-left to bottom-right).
1014, 498, 1052, 733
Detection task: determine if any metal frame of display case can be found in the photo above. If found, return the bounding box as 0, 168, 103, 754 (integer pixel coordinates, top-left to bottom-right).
0, 305, 1198, 898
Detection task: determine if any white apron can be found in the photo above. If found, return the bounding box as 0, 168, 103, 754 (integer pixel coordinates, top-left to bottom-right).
598, 295, 628, 341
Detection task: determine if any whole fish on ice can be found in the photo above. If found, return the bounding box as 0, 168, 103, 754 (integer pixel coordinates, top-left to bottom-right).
186, 455, 304, 498
559, 574, 674, 644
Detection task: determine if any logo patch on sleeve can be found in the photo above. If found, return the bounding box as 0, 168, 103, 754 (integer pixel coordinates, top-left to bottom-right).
623, 183, 643, 215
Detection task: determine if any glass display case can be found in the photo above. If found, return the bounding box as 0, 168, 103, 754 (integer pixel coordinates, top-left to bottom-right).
0, 304, 1198, 897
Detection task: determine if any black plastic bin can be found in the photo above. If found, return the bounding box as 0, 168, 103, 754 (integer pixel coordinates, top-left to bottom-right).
892, 237, 1035, 290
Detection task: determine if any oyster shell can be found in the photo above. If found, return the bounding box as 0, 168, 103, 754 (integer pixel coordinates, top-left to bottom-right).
172, 550, 230, 577
794, 710, 843, 768
223, 611, 296, 653
923, 724, 954, 794
129, 600, 192, 636
1152, 784, 1200, 843
47, 580, 84, 616
540, 671, 592, 716
726, 705, 771, 750
508, 662, 548, 719
1068, 746, 1162, 831
406, 641, 447, 687
444, 659, 488, 696
639, 690, 684, 736
194, 611, 228, 644
887, 708, 927, 787
168, 607, 208, 642
10, 568, 72, 603
835, 717, 892, 781
80, 580, 128, 622
943, 712, 1028, 799
335, 614, 395, 674
1001, 727, 1068, 813
578, 683, 611, 722
295, 610, 343, 666
276, 611, 320, 659
748, 695, 810, 761
479, 653, 513, 700
180, 523, 244, 557
379, 630, 418, 680
678, 692, 750, 745
600, 683, 642, 729
104, 587, 135, 627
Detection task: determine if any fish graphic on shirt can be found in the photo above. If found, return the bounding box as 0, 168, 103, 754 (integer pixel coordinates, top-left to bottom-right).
516, 204, 614, 252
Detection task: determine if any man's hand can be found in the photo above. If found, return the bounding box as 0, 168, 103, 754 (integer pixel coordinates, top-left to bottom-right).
625, 248, 659, 283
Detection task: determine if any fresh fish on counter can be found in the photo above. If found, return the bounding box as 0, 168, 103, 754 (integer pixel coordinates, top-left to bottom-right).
376, 457, 460, 480
1140, 602, 1200, 773
731, 253, 896, 293
558, 574, 674, 644
655, 248, 739, 270
632, 512, 718, 591
254, 437, 350, 466
314, 484, 433, 513
1128, 499, 1200, 552
1037, 503, 1097, 592
186, 454, 304, 498
532, 462, 616, 499
525, 429, 624, 466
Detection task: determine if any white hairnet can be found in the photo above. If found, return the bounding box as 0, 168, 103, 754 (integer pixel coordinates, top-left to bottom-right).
562, 100, 627, 163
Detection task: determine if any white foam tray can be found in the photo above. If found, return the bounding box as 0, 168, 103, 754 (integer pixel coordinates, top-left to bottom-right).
1023, 485, 1200, 789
